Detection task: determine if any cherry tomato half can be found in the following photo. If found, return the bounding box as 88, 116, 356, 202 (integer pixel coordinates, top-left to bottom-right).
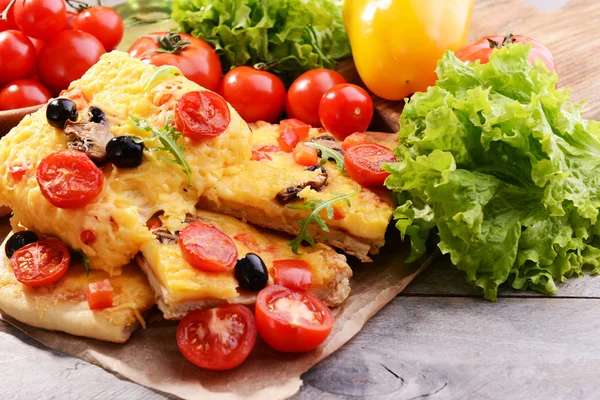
10, 238, 70, 287
456, 33, 557, 72
255, 285, 333, 353
177, 304, 257, 371
73, 6, 124, 51
344, 143, 396, 187
319, 84, 373, 139
218, 66, 286, 123
273, 260, 312, 291
0, 30, 36, 86
13, 0, 66, 39
37, 30, 106, 96
129, 32, 222, 92
36, 150, 104, 209
86, 279, 113, 310
0, 79, 51, 110
178, 222, 238, 272
0, 0, 18, 32
175, 91, 231, 140
286, 69, 346, 127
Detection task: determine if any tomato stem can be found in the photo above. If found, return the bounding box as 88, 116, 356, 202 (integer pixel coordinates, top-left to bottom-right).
0, 0, 16, 23
141, 32, 190, 58
64, 0, 91, 12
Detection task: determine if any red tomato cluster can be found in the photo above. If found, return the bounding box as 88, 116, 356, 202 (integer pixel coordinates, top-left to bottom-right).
0, 1, 124, 110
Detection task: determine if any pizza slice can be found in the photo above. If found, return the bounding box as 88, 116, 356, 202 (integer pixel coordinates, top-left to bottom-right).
0, 232, 155, 343
198, 121, 397, 262
136, 210, 352, 319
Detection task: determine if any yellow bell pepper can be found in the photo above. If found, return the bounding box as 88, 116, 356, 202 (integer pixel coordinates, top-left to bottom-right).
343, 0, 474, 101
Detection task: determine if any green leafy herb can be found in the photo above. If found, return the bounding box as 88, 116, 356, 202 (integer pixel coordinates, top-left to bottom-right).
129, 117, 193, 185
171, 0, 352, 84
305, 142, 345, 174
144, 65, 183, 91
70, 250, 90, 276
385, 43, 600, 301
287, 187, 361, 254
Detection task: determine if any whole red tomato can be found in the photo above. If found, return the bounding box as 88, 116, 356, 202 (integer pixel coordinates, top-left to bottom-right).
65, 10, 78, 29
13, 0, 66, 39
129, 32, 222, 92
73, 6, 124, 51
0, 0, 18, 31
456, 33, 556, 72
0, 79, 51, 110
0, 30, 36, 86
319, 83, 373, 139
218, 66, 286, 123
286, 69, 346, 127
37, 30, 106, 96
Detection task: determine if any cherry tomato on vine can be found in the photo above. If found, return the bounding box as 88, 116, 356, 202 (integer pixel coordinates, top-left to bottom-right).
218, 66, 286, 123
37, 30, 106, 95
73, 6, 124, 51
319, 84, 373, 139
65, 10, 78, 29
456, 33, 556, 72
286, 69, 346, 127
13, 0, 66, 39
0, 30, 36, 86
0, 0, 18, 32
0, 79, 51, 110
129, 32, 222, 92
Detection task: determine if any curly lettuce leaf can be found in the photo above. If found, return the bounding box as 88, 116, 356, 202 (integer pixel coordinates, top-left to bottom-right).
386, 44, 600, 300
171, 0, 351, 83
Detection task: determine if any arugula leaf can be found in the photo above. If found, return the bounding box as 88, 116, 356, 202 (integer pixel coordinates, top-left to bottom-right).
70, 250, 90, 276
129, 117, 193, 185
287, 187, 360, 254
305, 142, 346, 174
144, 65, 182, 91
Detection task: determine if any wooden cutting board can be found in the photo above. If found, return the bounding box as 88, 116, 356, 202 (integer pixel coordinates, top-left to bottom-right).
339, 0, 600, 133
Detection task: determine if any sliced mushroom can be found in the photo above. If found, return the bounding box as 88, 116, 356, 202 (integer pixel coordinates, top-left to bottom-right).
154, 228, 179, 245
276, 165, 328, 204
64, 120, 114, 164
310, 135, 344, 156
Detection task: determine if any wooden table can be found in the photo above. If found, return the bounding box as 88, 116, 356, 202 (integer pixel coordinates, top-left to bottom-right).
2, 0, 600, 399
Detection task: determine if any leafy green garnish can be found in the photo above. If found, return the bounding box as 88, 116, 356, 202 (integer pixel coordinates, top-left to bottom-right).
129, 117, 193, 185
385, 43, 600, 300
70, 250, 90, 276
305, 142, 345, 174
287, 187, 361, 254
144, 65, 182, 91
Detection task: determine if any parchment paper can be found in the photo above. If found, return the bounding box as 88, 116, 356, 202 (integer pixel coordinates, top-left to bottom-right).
0, 222, 430, 400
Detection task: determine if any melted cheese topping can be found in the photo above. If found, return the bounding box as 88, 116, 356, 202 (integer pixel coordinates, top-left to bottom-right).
140, 210, 348, 304
202, 122, 395, 241
0, 52, 252, 274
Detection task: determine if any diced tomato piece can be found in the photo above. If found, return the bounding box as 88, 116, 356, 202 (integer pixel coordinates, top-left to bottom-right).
273, 260, 312, 290
251, 145, 280, 161
146, 215, 162, 230
342, 132, 368, 150
8, 164, 28, 182
333, 206, 345, 220
86, 279, 114, 310
292, 143, 319, 166
278, 119, 310, 152
234, 233, 259, 249
80, 230, 97, 245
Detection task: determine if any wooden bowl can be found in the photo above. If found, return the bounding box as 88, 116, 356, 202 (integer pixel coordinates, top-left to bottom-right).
0, 105, 42, 138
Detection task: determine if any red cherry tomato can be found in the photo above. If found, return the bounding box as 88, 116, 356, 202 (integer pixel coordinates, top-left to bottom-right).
277, 118, 310, 152
218, 66, 286, 123
319, 84, 373, 139
36, 150, 104, 209
10, 238, 70, 287
28, 37, 43, 54
65, 10, 77, 29
255, 285, 333, 353
86, 279, 113, 310
0, 79, 51, 110
13, 0, 66, 39
175, 91, 231, 140
73, 6, 124, 51
456, 33, 557, 72
344, 143, 396, 187
0, 0, 18, 31
177, 304, 257, 371
286, 69, 346, 127
178, 222, 238, 272
129, 32, 222, 92
37, 30, 106, 96
0, 30, 36, 86
273, 260, 312, 291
